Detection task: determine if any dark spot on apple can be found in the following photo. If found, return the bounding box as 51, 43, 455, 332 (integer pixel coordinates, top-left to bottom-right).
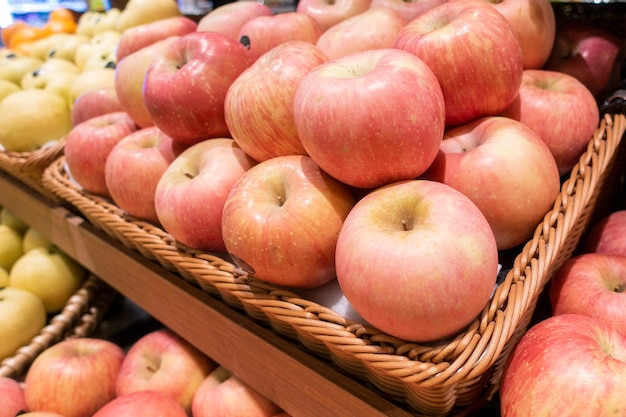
48, 50, 56, 58
32, 68, 44, 77
615, 284, 625, 293
104, 61, 116, 69
6, 53, 18, 59
240, 35, 251, 50
184, 172, 195, 179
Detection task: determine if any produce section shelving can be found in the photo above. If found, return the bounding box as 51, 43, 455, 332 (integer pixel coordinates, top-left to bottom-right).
0, 169, 419, 417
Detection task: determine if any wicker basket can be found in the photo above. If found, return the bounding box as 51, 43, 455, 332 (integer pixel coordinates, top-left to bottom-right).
42, 113, 626, 415
0, 275, 117, 380
0, 139, 66, 202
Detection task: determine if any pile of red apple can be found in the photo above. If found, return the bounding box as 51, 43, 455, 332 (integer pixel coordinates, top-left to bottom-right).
61, 0, 624, 347
0, 327, 289, 417
499, 206, 626, 416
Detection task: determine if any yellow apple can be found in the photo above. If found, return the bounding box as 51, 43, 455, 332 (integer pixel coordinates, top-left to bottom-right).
117, 0, 182, 32
0, 89, 72, 152
74, 30, 121, 70
69, 68, 115, 108
81, 43, 117, 71
0, 54, 43, 85
9, 247, 87, 313
22, 227, 53, 253
21, 70, 78, 105
44, 33, 91, 62
16, 36, 56, 60
0, 207, 28, 234
0, 225, 23, 271
0, 266, 9, 287
0, 287, 47, 361
76, 11, 101, 37
0, 79, 20, 102
94, 8, 122, 35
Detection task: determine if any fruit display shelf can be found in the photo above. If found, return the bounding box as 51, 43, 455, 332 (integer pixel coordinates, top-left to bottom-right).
0, 273, 117, 380
31, 110, 626, 416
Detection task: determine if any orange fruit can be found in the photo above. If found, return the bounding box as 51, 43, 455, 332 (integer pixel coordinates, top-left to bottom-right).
1, 20, 28, 47
48, 8, 77, 23
8, 26, 46, 50
43, 18, 77, 35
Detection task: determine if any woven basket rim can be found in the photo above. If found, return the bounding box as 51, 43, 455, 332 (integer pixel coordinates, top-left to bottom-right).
41, 113, 626, 415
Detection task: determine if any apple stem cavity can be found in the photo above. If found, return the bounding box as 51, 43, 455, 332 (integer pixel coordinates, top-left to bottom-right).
615, 283, 625, 293
401, 218, 413, 231
240, 35, 251, 50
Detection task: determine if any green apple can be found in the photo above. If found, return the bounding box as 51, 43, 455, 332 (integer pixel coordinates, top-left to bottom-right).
0, 287, 47, 361
22, 227, 53, 253
0, 225, 23, 271
0, 79, 20, 102
0, 266, 9, 287
9, 247, 87, 313
69, 68, 115, 108
0, 208, 28, 234
117, 0, 182, 32
0, 89, 72, 152
0, 54, 43, 85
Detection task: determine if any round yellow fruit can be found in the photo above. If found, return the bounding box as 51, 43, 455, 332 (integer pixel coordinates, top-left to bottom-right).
1, 207, 29, 234
0, 266, 9, 287
0, 89, 72, 152
0, 224, 23, 271
9, 247, 87, 313
22, 227, 53, 253
0, 286, 47, 361
0, 79, 20, 102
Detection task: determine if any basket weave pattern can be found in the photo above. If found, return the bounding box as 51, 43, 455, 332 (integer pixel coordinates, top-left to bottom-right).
42, 114, 626, 415
0, 139, 66, 202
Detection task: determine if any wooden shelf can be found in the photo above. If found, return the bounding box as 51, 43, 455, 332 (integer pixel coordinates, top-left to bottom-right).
0, 170, 415, 417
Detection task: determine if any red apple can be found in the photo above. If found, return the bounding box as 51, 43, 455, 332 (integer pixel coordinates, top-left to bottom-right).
64, 111, 138, 197
454, 0, 555, 69
424, 116, 561, 250
549, 253, 626, 334
24, 338, 125, 417
336, 179, 499, 342
393, 0, 523, 127
316, 7, 408, 60
581, 210, 626, 256
154, 138, 256, 252
500, 69, 600, 176
225, 41, 328, 162
500, 314, 626, 416
293, 48, 445, 189
143, 31, 254, 146
296, 0, 372, 32
70, 87, 124, 126
104, 126, 185, 224
0, 376, 27, 417
196, 1, 274, 40
237, 12, 323, 62
15, 413, 66, 417
115, 329, 215, 414
92, 390, 187, 417
116, 16, 198, 62
368, 0, 447, 21
544, 22, 622, 100
221, 155, 356, 289
192, 366, 282, 417
114, 36, 180, 128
